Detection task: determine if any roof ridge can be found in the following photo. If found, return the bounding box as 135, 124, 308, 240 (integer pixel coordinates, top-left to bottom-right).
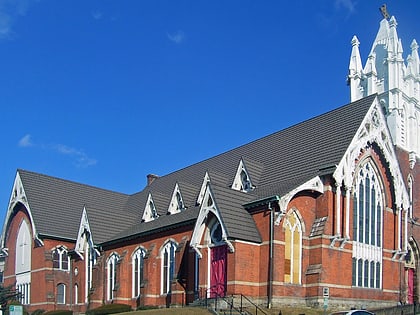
142, 94, 378, 185
17, 168, 130, 197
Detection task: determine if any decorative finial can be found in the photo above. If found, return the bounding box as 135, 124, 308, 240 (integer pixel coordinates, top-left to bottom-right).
380, 4, 390, 20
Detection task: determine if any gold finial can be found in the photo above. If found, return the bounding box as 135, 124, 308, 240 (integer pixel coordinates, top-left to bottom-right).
380, 4, 390, 20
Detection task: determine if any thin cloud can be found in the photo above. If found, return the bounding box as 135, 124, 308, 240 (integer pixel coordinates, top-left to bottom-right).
54, 144, 97, 168
92, 10, 103, 20
335, 0, 356, 15
167, 30, 186, 44
17, 134, 97, 168
18, 134, 33, 147
0, 0, 37, 40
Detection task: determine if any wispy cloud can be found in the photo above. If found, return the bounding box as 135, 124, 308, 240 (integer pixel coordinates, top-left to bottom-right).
335, 0, 356, 15
167, 30, 186, 44
18, 134, 33, 147
92, 10, 103, 20
17, 134, 97, 168
54, 144, 97, 168
0, 0, 37, 40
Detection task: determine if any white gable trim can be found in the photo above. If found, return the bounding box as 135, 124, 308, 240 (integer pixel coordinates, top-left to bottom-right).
167, 183, 185, 214
334, 96, 410, 210
231, 159, 254, 192
275, 176, 324, 225
190, 183, 232, 258
1, 171, 42, 248
74, 207, 99, 259
196, 172, 210, 205
142, 193, 159, 222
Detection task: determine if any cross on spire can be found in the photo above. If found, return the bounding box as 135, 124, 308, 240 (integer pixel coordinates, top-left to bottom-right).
380, 4, 390, 20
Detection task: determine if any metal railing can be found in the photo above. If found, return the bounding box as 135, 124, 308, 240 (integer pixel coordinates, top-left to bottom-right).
239, 294, 268, 315
195, 285, 268, 315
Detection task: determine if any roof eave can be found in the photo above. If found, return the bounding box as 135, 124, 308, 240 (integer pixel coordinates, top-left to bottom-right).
243, 195, 280, 210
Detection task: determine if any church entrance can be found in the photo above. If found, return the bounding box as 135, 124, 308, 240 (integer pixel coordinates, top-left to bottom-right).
408, 268, 415, 304
210, 245, 227, 298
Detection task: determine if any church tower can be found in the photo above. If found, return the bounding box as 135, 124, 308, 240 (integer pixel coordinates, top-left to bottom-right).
348, 9, 420, 165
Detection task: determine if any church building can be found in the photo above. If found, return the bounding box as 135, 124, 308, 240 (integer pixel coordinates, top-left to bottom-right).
1, 10, 419, 313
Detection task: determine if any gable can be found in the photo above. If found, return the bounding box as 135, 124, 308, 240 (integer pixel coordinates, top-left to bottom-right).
334, 96, 409, 210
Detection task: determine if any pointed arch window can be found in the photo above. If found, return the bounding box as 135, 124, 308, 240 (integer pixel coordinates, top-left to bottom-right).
52, 246, 69, 270
210, 221, 223, 244
85, 240, 97, 299
284, 210, 302, 284
16, 220, 31, 305
74, 284, 79, 305
352, 160, 383, 288
161, 241, 177, 294
132, 248, 146, 298
107, 253, 119, 300
408, 176, 413, 218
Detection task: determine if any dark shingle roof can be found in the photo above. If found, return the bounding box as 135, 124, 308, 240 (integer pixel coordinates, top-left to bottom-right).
18, 170, 133, 242
106, 206, 200, 244
15, 95, 377, 245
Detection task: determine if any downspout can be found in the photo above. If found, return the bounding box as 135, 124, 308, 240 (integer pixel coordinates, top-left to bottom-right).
268, 202, 273, 309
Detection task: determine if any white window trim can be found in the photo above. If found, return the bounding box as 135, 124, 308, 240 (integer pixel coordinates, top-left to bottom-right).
53, 246, 70, 271
132, 248, 146, 298
107, 254, 119, 300
284, 211, 302, 284
161, 241, 177, 295
57, 283, 66, 304
352, 161, 383, 289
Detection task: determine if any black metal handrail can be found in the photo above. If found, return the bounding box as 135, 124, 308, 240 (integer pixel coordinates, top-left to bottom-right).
196, 285, 268, 315
239, 294, 268, 315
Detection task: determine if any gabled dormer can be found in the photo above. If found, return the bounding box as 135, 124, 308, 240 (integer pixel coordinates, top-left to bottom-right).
231, 159, 254, 192
142, 193, 159, 222
196, 172, 211, 205
74, 206, 100, 260
191, 181, 233, 258
167, 183, 186, 214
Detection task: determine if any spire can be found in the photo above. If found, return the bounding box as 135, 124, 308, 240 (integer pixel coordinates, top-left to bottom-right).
407, 39, 420, 77
348, 36, 364, 101
387, 16, 399, 56
364, 52, 377, 95
348, 8, 420, 155
349, 36, 363, 74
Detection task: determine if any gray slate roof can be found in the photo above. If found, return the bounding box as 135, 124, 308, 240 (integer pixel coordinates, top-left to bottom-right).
18, 170, 134, 243
15, 94, 377, 246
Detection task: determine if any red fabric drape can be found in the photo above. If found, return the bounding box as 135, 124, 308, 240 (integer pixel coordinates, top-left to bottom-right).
210, 245, 227, 298
408, 268, 414, 304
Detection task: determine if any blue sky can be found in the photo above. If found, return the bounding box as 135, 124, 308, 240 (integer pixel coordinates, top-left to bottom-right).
0, 0, 419, 222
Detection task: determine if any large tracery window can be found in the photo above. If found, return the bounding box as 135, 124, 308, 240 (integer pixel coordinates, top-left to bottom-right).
352, 161, 383, 288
